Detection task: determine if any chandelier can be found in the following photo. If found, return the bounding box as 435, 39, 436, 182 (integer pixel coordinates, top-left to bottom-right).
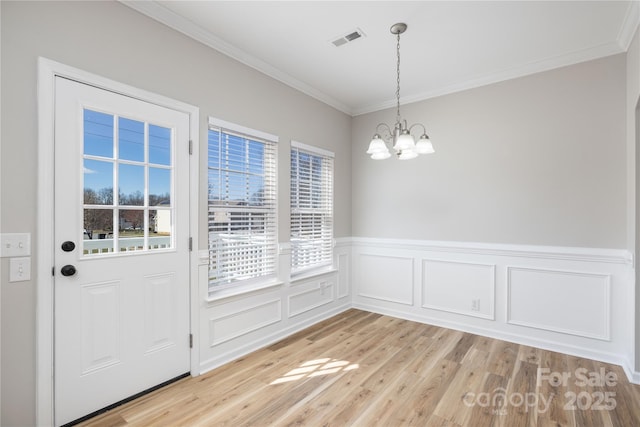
366, 23, 434, 160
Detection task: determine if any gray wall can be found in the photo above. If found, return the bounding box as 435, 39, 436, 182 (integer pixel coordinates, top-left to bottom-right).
0, 2, 351, 425
352, 54, 627, 248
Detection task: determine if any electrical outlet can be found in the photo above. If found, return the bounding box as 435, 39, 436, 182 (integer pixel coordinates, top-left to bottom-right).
471, 299, 480, 311
10, 257, 31, 282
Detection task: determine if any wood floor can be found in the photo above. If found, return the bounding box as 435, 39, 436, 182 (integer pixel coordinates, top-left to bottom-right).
79, 309, 640, 427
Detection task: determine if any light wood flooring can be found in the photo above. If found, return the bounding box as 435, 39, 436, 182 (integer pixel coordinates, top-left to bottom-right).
79, 309, 640, 426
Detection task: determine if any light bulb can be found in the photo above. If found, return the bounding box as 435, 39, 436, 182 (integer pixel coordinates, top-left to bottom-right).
371, 151, 391, 160
393, 131, 415, 151
415, 134, 434, 154
398, 149, 418, 160
366, 135, 388, 154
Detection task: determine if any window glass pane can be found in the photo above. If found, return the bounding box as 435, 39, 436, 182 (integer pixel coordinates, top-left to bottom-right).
208, 169, 222, 202
118, 117, 144, 162
248, 175, 264, 206
226, 135, 247, 172
119, 210, 144, 252
247, 141, 264, 175
84, 109, 114, 158
150, 209, 171, 250
208, 130, 221, 168
149, 124, 171, 166
119, 209, 144, 233
84, 159, 114, 205
227, 172, 247, 203
118, 164, 144, 206
83, 209, 114, 255
149, 167, 171, 206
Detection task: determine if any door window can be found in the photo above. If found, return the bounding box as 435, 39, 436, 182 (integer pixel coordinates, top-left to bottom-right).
83, 109, 173, 255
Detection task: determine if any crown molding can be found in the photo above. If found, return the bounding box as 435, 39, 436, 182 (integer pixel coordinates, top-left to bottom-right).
120, 0, 354, 116
353, 40, 625, 116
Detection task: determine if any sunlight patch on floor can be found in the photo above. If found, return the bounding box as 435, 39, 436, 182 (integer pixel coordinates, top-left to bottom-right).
270, 358, 359, 385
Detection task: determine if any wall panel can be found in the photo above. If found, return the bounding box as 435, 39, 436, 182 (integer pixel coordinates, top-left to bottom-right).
422, 259, 495, 320
357, 254, 413, 305
337, 252, 350, 299
507, 267, 610, 340
289, 281, 334, 318
208, 299, 282, 347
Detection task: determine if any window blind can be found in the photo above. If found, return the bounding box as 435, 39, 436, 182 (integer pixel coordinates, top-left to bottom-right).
290, 142, 334, 274
208, 124, 277, 291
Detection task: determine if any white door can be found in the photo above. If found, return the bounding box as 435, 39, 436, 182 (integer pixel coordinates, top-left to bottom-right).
54, 77, 191, 425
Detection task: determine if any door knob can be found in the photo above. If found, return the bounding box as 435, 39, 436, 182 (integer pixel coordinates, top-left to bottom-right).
61, 265, 77, 277
61, 241, 76, 252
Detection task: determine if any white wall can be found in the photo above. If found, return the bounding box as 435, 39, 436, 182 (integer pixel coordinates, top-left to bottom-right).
0, 2, 351, 426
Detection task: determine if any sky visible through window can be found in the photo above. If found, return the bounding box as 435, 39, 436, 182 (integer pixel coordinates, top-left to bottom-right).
83, 109, 172, 205
208, 130, 267, 204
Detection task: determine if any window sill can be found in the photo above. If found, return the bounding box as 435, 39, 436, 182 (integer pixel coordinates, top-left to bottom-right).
207, 279, 284, 303
290, 266, 338, 284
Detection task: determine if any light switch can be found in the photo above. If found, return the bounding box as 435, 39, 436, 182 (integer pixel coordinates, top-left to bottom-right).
9, 257, 31, 282
1, 233, 31, 257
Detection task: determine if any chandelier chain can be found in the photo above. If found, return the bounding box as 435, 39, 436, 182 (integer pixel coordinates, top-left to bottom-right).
396, 31, 401, 125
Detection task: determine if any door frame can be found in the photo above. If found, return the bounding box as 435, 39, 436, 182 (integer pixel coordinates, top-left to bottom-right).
36, 57, 200, 426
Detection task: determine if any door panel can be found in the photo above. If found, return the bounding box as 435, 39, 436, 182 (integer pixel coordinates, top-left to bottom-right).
81, 280, 121, 374
54, 77, 190, 425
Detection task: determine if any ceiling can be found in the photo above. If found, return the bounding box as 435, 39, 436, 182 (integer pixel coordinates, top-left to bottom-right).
123, 1, 639, 116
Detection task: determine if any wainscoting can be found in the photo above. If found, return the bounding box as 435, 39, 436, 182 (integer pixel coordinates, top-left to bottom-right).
197, 239, 352, 374
195, 237, 637, 384
350, 237, 636, 382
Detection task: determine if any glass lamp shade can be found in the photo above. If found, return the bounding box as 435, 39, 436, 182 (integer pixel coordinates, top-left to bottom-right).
366, 135, 389, 154
393, 131, 415, 151
398, 149, 418, 160
415, 135, 435, 154
371, 151, 392, 160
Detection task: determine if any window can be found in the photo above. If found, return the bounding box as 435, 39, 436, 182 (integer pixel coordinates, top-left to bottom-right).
83, 109, 173, 255
290, 141, 334, 274
208, 118, 278, 292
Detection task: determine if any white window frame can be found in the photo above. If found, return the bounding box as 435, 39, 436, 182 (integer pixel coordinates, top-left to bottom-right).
290, 140, 334, 276
207, 117, 279, 296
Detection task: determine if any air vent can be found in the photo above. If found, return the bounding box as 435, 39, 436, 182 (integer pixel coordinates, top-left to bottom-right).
330, 28, 366, 47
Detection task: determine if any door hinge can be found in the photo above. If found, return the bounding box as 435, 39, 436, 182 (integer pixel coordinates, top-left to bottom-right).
52, 266, 55, 276
189, 333, 193, 348
189, 139, 193, 155
188, 237, 193, 251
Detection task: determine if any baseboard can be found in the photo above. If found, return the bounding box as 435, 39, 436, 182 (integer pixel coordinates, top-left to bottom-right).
621, 357, 640, 385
